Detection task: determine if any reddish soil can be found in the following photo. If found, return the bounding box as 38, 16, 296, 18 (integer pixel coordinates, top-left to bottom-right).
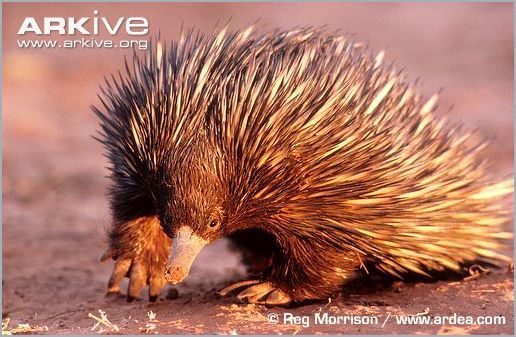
2, 3, 514, 335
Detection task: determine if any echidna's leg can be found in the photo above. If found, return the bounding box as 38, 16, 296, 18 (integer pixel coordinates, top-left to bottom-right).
221, 235, 361, 305
101, 215, 171, 302
220, 229, 291, 305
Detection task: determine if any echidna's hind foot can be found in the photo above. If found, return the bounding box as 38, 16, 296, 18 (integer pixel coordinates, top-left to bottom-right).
218, 280, 291, 306
101, 216, 172, 302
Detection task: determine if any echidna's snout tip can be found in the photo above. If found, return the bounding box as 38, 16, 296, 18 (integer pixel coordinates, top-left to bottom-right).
164, 264, 188, 285
164, 226, 208, 285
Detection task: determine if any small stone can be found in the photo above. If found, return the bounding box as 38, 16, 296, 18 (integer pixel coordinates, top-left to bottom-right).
166, 288, 179, 300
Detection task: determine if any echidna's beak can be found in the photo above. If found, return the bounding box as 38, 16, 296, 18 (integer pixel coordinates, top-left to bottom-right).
164, 226, 208, 285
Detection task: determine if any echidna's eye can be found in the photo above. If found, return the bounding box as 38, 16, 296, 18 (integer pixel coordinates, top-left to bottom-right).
208, 219, 219, 229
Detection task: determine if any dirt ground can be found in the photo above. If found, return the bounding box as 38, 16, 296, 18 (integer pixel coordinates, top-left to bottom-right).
2, 3, 514, 335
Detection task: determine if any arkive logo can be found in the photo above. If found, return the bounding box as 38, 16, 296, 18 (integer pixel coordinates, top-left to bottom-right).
18, 10, 149, 36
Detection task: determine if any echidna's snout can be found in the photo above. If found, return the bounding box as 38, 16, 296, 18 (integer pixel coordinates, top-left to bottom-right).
164, 226, 208, 285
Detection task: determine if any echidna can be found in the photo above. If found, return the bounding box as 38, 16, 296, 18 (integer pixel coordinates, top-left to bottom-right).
95, 27, 513, 305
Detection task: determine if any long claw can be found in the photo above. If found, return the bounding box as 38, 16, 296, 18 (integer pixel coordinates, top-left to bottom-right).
259, 289, 291, 306
236, 282, 274, 302
217, 279, 261, 296
148, 273, 165, 302
127, 262, 147, 302
107, 258, 131, 294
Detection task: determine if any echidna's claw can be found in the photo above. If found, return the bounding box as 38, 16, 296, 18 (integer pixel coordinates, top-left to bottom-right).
217, 279, 260, 296
127, 261, 148, 302
148, 271, 166, 302
107, 258, 131, 294
236, 282, 275, 302
259, 289, 291, 306
106, 256, 167, 302
219, 280, 291, 306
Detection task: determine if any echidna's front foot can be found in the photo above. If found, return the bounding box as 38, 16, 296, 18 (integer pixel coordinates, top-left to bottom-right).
218, 280, 291, 306
101, 216, 171, 302
102, 250, 167, 302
